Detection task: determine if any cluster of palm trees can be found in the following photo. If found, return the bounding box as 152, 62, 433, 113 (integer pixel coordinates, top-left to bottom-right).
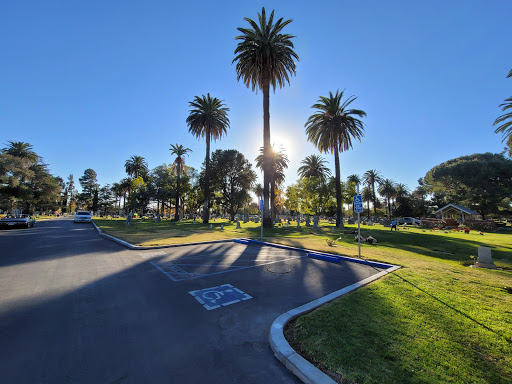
109, 8, 370, 225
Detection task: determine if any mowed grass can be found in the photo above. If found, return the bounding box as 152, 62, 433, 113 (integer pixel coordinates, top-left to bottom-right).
94, 218, 512, 383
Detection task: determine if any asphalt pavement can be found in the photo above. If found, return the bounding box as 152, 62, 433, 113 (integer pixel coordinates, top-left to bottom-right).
0, 218, 385, 384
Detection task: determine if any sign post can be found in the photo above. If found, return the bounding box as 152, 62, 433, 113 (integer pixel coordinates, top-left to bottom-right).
353, 188, 363, 258
260, 197, 263, 241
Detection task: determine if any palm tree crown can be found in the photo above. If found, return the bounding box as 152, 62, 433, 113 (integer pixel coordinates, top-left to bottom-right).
233, 7, 299, 92
124, 155, 148, 179
255, 145, 289, 221
363, 169, 383, 216
297, 154, 331, 180
305, 90, 366, 226
234, 7, 298, 228
494, 68, 512, 154
2, 141, 38, 162
187, 94, 230, 223
170, 144, 192, 175
346, 174, 361, 186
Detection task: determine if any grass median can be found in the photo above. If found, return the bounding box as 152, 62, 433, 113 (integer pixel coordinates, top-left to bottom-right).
94, 217, 512, 383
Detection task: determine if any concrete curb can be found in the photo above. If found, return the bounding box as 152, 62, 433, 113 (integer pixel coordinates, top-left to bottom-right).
91, 221, 239, 250
269, 265, 401, 384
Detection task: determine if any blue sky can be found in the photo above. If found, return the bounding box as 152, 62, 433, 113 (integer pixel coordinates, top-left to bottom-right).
1, 0, 511, 195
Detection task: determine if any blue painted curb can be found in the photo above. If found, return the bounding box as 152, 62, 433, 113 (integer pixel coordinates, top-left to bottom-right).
307, 252, 341, 264
245, 238, 395, 270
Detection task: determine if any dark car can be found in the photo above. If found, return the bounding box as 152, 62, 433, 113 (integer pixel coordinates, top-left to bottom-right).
0, 214, 36, 229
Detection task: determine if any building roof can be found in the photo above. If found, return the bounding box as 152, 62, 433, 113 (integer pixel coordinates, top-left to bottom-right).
433, 203, 480, 215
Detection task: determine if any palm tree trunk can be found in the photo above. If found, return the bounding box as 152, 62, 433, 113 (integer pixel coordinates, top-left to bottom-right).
271, 179, 276, 222
262, 76, 272, 228
203, 133, 211, 223
175, 164, 181, 221
334, 150, 343, 227
372, 184, 377, 216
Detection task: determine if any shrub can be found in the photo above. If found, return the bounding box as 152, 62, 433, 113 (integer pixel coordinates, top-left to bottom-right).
466, 220, 497, 232
420, 219, 446, 229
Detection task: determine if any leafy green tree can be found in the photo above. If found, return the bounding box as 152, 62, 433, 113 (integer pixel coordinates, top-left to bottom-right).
305, 90, 366, 226
493, 69, 512, 156
363, 169, 383, 216
78, 168, 99, 210
150, 165, 175, 215
187, 93, 230, 224
234, 7, 299, 228
0, 141, 61, 213
169, 144, 192, 220
208, 149, 256, 221
124, 155, 148, 180
424, 153, 512, 218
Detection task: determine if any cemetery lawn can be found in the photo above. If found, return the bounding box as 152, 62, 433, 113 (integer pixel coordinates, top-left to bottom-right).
94, 218, 512, 383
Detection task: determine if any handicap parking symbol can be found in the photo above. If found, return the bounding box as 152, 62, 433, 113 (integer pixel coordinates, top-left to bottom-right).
189, 284, 252, 310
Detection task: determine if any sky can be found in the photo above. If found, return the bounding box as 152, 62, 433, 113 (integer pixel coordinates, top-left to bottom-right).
1, 0, 511, 196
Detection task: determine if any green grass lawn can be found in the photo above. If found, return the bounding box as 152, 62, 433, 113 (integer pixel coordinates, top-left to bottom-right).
94, 218, 512, 383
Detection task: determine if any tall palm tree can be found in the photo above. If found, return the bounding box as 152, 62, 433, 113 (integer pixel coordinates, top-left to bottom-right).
187, 93, 230, 223
110, 182, 122, 210
169, 144, 192, 221
119, 178, 132, 211
362, 187, 373, 220
297, 154, 331, 180
2, 141, 38, 162
494, 69, 512, 155
305, 90, 366, 227
124, 155, 148, 179
255, 145, 289, 222
378, 178, 396, 218
363, 169, 383, 216
234, 7, 299, 228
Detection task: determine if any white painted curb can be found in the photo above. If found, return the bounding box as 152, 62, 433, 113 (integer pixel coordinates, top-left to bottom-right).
269, 265, 401, 384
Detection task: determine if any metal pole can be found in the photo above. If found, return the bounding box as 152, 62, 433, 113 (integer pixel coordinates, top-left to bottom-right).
357, 184, 361, 258
260, 196, 263, 241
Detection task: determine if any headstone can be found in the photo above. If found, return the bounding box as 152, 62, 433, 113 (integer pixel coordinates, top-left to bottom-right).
156, 213, 161, 222
254, 217, 259, 223
348, 219, 355, 225
243, 214, 249, 224
236, 220, 241, 229
297, 219, 300, 228
331, 227, 335, 233
383, 220, 391, 228
305, 217, 311, 227
474, 247, 497, 269
210, 224, 213, 229
313, 216, 319, 229
220, 224, 224, 231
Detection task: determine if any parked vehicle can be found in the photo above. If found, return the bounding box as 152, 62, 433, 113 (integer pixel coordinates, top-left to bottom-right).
0, 214, 36, 229
74, 211, 92, 223
398, 217, 420, 225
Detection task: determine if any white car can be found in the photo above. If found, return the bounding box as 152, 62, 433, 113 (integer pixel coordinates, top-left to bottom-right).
74, 211, 92, 223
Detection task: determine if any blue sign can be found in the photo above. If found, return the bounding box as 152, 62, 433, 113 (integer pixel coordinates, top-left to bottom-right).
354, 195, 363, 213
259, 199, 263, 211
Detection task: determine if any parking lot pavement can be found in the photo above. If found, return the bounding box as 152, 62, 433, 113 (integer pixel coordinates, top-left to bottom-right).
0, 219, 388, 383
